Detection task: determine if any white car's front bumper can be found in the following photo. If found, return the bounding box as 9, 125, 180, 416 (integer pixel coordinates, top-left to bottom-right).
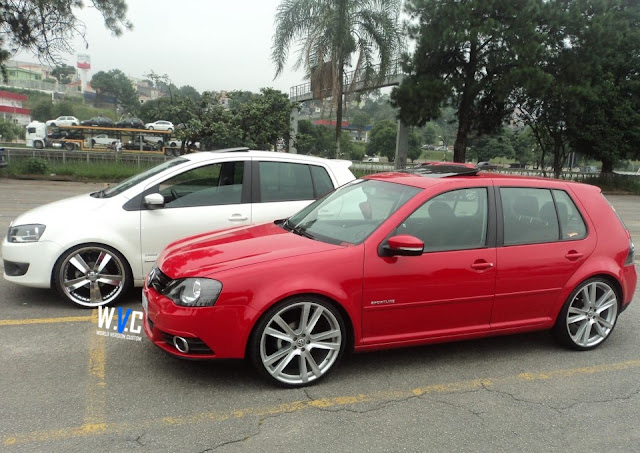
2, 239, 62, 288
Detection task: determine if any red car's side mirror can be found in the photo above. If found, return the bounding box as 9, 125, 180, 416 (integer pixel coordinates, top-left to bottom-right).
382, 235, 424, 257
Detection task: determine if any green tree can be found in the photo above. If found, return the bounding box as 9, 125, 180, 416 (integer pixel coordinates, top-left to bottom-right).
176, 85, 201, 102
0, 118, 23, 141
91, 69, 139, 114
272, 0, 403, 158
233, 88, 295, 150
0, 1, 131, 79
392, 0, 543, 163
468, 132, 514, 163
51, 64, 76, 84
30, 100, 54, 122
296, 120, 335, 157
366, 120, 397, 161
407, 129, 422, 162
562, 0, 640, 174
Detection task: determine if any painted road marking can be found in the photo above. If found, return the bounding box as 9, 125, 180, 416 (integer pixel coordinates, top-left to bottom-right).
84, 309, 106, 426
3, 359, 640, 447
0, 316, 92, 326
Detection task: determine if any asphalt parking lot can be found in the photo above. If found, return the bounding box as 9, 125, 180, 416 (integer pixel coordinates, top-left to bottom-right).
1, 178, 639, 452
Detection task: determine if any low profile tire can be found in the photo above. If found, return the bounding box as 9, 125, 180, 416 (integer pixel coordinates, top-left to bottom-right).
552, 278, 619, 350
249, 296, 346, 387
53, 244, 132, 308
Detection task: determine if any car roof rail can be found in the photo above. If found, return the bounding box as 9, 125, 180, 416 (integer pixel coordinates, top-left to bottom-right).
208, 147, 250, 153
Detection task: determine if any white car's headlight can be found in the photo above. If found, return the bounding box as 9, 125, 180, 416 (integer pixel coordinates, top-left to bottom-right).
8, 224, 46, 243
165, 278, 222, 307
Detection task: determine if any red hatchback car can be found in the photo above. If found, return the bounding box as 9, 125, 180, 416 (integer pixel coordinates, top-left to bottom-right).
143, 168, 636, 387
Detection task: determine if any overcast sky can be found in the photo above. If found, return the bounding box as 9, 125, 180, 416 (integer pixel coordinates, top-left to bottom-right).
19, 0, 310, 94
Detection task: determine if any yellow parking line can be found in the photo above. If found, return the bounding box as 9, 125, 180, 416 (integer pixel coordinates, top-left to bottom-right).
0, 316, 93, 326
84, 309, 107, 426
3, 358, 640, 447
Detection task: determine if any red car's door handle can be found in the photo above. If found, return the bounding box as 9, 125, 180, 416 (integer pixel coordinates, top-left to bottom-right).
565, 251, 584, 260
471, 261, 494, 271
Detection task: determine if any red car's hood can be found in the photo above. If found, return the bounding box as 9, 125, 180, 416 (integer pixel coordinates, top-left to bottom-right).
158, 222, 339, 278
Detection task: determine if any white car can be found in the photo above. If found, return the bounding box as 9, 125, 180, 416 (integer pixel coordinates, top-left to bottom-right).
46, 116, 80, 127
2, 149, 355, 307
87, 134, 117, 147
145, 120, 174, 131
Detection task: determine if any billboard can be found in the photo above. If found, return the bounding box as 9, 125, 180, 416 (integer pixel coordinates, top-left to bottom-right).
77, 54, 91, 70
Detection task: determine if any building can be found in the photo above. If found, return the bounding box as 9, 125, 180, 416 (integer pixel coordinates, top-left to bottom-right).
0, 90, 31, 126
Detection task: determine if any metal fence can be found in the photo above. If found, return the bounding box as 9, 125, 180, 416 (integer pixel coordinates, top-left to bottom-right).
2, 147, 168, 168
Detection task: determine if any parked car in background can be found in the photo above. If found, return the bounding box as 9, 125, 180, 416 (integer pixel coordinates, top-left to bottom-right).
115, 117, 145, 129
2, 149, 355, 307
80, 117, 115, 127
46, 116, 80, 127
476, 161, 499, 170
0, 147, 7, 168
87, 134, 117, 147
145, 120, 174, 131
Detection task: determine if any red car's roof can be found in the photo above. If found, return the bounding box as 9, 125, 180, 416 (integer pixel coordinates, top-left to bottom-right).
364, 171, 590, 190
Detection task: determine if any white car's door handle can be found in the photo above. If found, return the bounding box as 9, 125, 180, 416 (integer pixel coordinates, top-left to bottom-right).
228, 214, 248, 221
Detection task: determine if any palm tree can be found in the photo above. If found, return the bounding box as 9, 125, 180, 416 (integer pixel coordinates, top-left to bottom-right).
272, 0, 402, 158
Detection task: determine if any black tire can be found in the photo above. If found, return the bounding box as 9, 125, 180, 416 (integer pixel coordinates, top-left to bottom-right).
148, 126, 154, 130
91, 139, 96, 146
64, 142, 75, 151
53, 243, 133, 308
248, 296, 346, 387
164, 148, 173, 156
34, 140, 44, 150
552, 277, 620, 350
50, 122, 56, 127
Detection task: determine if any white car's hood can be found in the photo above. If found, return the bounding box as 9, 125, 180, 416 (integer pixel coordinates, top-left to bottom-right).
10, 193, 110, 227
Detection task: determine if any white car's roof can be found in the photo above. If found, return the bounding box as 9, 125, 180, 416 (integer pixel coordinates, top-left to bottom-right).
183, 149, 352, 169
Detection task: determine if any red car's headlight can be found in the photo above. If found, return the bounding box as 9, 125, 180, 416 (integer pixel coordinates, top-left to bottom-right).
164, 278, 223, 307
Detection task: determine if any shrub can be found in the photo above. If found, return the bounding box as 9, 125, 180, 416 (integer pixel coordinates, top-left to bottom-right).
25, 157, 49, 174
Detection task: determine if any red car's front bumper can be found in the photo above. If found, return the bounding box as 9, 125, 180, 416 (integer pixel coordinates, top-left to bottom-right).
142, 286, 257, 359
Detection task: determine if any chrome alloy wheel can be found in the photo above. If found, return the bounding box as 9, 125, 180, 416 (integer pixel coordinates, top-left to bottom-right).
259, 301, 343, 386
57, 246, 127, 307
565, 280, 618, 348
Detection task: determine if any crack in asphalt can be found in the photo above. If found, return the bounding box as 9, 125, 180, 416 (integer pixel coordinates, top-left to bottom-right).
480, 381, 564, 414
559, 385, 640, 411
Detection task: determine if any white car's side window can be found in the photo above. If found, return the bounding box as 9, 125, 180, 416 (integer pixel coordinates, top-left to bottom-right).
158, 161, 245, 208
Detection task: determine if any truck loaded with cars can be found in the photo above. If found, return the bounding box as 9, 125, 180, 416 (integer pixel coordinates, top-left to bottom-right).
25, 117, 182, 153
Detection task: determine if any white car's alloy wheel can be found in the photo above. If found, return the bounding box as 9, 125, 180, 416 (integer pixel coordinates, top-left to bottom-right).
54, 244, 131, 307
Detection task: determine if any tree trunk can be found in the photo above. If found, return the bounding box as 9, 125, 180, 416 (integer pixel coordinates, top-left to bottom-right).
453, 38, 478, 163
335, 63, 345, 159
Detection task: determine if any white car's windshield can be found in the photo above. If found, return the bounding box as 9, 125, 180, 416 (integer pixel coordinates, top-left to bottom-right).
94, 158, 188, 198
285, 179, 421, 245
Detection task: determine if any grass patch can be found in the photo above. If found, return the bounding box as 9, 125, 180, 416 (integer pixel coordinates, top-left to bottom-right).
3, 159, 157, 182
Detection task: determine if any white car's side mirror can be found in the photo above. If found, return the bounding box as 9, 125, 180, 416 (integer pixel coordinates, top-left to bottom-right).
144, 193, 165, 208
